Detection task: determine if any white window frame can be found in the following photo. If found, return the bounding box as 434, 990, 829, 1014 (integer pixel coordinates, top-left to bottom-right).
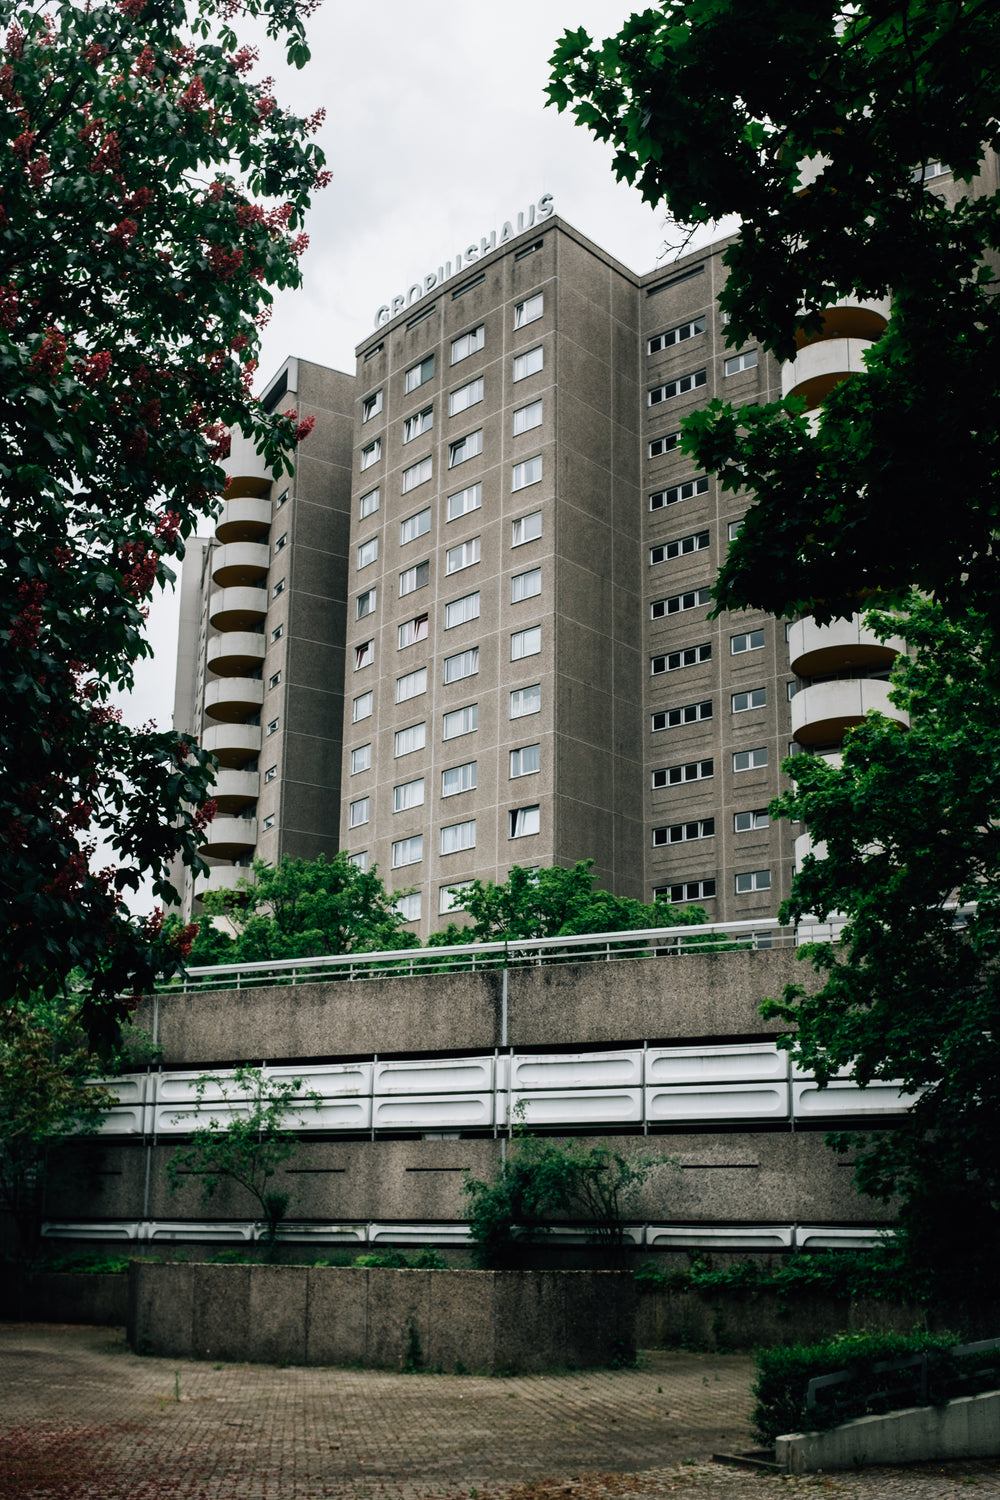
362, 390, 382, 422
733, 747, 768, 772
356, 587, 376, 620
513, 345, 543, 382
448, 377, 484, 417
402, 456, 432, 493
262, 813, 275, 831
648, 369, 707, 405
359, 487, 379, 519
514, 293, 543, 328
445, 536, 480, 574
449, 428, 483, 468
651, 758, 714, 788
649, 476, 709, 511
354, 640, 374, 670
512, 456, 542, 492
735, 869, 771, 893
731, 629, 765, 654
509, 805, 540, 839
440, 819, 476, 854
647, 317, 706, 354
442, 761, 477, 797
348, 797, 370, 829
648, 432, 679, 458
399, 560, 429, 595
450, 325, 484, 365
734, 810, 770, 832
511, 626, 541, 661
509, 684, 541, 719
511, 567, 542, 603
651, 700, 712, 731
397, 614, 428, 649
360, 438, 381, 470
395, 667, 427, 703
402, 406, 433, 444
395, 892, 422, 923
511, 510, 542, 546
513, 399, 543, 437
510, 743, 540, 778
400, 507, 431, 545
725, 350, 758, 376
443, 703, 478, 740
352, 692, 373, 723
652, 818, 715, 846
405, 355, 434, 394
394, 722, 426, 757
446, 483, 481, 522
732, 687, 767, 713
264, 764, 278, 783
393, 777, 425, 813
444, 591, 480, 630
650, 587, 712, 619
356, 537, 378, 569
351, 745, 371, 775
440, 881, 473, 915
651, 644, 711, 674
391, 835, 423, 868
656, 878, 717, 904
443, 647, 479, 684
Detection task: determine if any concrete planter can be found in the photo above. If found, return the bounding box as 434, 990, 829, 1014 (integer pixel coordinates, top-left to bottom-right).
127, 1262, 636, 1373
0, 1272, 128, 1326
636, 1286, 926, 1351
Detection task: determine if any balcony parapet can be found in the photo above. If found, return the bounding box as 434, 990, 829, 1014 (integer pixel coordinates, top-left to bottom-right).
201, 722, 261, 768
788, 615, 904, 677
791, 678, 907, 747
207, 631, 266, 677
211, 542, 270, 589
204, 677, 264, 724
215, 497, 272, 545
209, 586, 267, 631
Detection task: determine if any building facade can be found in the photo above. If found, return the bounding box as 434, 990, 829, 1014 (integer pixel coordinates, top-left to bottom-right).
174, 214, 908, 936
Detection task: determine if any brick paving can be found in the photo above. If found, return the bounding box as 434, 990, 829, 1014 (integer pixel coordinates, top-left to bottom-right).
0, 1324, 998, 1500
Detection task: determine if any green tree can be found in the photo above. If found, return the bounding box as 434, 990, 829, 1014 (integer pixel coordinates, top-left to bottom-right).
166, 1066, 319, 1258
197, 853, 421, 962
0, 0, 327, 1053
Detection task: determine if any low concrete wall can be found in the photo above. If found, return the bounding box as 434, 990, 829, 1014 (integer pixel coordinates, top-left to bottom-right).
0, 1273, 128, 1326
776, 1390, 1000, 1473
636, 1288, 926, 1351
127, 1262, 635, 1373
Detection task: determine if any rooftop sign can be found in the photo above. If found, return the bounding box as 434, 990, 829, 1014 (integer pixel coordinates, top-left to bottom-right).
373, 195, 554, 329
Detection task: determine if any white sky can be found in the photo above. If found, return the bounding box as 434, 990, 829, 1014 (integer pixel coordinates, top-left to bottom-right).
119, 0, 730, 908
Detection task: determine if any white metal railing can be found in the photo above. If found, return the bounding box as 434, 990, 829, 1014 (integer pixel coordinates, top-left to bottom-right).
161, 917, 814, 993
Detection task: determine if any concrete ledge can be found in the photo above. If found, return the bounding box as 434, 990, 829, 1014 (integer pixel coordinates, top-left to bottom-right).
776, 1390, 1000, 1473
127, 1262, 636, 1373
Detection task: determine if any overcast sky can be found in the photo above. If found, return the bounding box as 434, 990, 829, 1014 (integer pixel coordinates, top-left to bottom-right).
119, 0, 727, 906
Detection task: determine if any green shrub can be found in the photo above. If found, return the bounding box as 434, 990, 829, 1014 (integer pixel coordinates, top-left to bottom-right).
43, 1251, 131, 1275
750, 1330, 1000, 1444
352, 1249, 411, 1268
634, 1247, 916, 1304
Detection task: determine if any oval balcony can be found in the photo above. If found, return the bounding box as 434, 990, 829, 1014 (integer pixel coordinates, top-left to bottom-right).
793, 295, 890, 350
791, 678, 907, 747
215, 496, 272, 545
208, 586, 267, 631
194, 863, 252, 906
201, 722, 261, 768
200, 815, 257, 861
788, 615, 905, 677
212, 768, 260, 813
781, 337, 873, 408
207, 631, 266, 677
223, 431, 274, 499
204, 677, 263, 724
211, 542, 270, 590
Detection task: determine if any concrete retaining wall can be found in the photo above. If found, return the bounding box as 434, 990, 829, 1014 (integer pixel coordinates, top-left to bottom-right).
776, 1390, 1000, 1472
126, 1262, 636, 1373
0, 1272, 128, 1326
635, 1289, 926, 1351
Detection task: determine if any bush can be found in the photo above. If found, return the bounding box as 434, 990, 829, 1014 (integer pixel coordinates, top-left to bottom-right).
635, 1246, 917, 1304
751, 1330, 1000, 1444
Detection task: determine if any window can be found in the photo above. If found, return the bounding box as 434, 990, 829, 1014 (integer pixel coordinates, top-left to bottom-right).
648, 432, 680, 458
449, 428, 483, 468
912, 160, 950, 182
651, 700, 712, 731
656, 878, 717, 904
650, 530, 710, 564
445, 536, 480, 574
355, 640, 374, 670
444, 591, 480, 629
362, 390, 382, 422
511, 567, 542, 603
270, 623, 284, 642
728, 519, 743, 541
403, 406, 433, 444
447, 483, 481, 521
732, 687, 767, 712
395, 892, 422, 923
650, 587, 712, 619
787, 680, 798, 700
735, 810, 770, 832
735, 868, 771, 893
509, 805, 540, 838
441, 819, 476, 854
442, 761, 477, 797
359, 487, 380, 519
650, 476, 709, 510
353, 692, 373, 723
394, 722, 426, 757
393, 777, 425, 812
266, 717, 279, 735
348, 851, 368, 871
348, 797, 370, 828
651, 758, 713, 788
399, 560, 429, 595
405, 355, 434, 394
443, 703, 478, 739
510, 743, 540, 778
272, 577, 285, 597
400, 507, 431, 545
262, 813, 275, 831
511, 626, 541, 660
396, 667, 427, 703
264, 764, 277, 783
732, 629, 765, 654
512, 457, 542, 492
402, 456, 432, 493
268, 670, 281, 689
733, 747, 768, 772
356, 587, 376, 620
276, 488, 288, 507
647, 317, 706, 354
510, 684, 540, 718
444, 647, 478, 684
398, 614, 428, 649
513, 345, 543, 382
450, 326, 484, 364
440, 881, 473, 914
651, 643, 711, 674
392, 835, 423, 868
449, 377, 484, 416
351, 745, 370, 774
648, 369, 706, 404
514, 293, 543, 328
273, 533, 287, 553
652, 818, 715, 846
513, 399, 543, 436
725, 350, 758, 376
512, 515, 543, 552
357, 537, 378, 569
360, 438, 381, 470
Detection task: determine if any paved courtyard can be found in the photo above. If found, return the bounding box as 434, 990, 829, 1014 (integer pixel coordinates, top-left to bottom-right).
1, 1323, 998, 1500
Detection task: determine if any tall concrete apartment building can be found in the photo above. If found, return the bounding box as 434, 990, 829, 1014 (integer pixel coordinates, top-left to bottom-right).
174, 211, 907, 935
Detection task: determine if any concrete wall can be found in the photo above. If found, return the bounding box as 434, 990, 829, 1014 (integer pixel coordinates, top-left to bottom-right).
127, 1262, 635, 1373
635, 1288, 926, 1352
776, 1391, 1000, 1473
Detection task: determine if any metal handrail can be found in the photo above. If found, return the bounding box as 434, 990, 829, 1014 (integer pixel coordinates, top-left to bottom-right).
157, 916, 810, 993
